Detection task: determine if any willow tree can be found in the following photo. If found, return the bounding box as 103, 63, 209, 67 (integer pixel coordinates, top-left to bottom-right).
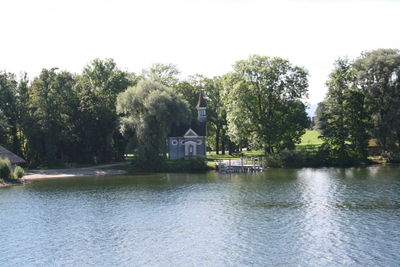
223, 55, 309, 155
117, 80, 190, 166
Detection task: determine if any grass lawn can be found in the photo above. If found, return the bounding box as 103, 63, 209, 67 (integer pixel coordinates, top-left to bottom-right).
206, 130, 324, 159
299, 130, 323, 146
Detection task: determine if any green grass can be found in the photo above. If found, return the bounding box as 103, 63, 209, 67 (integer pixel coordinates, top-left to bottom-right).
299, 130, 323, 146
206, 153, 240, 160
206, 130, 323, 159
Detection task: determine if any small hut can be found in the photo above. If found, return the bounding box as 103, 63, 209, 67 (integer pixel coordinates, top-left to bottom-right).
0, 145, 26, 165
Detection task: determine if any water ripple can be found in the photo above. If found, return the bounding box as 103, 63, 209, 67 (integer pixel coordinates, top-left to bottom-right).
0, 167, 400, 266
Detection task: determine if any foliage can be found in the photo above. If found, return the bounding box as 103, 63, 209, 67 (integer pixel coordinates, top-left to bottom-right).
141, 63, 180, 87
223, 55, 309, 155
263, 147, 366, 168
74, 58, 133, 163
163, 158, 209, 172
125, 158, 208, 172
0, 158, 12, 180
314, 102, 327, 131
173, 80, 199, 117
24, 68, 77, 166
353, 48, 400, 158
13, 166, 24, 179
117, 80, 191, 165
1, 51, 399, 168
0, 71, 27, 155
320, 58, 370, 161
0, 158, 24, 181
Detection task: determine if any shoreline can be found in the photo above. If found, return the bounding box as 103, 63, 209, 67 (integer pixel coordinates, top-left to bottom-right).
1, 167, 127, 187
0, 180, 24, 188
23, 167, 127, 181
22, 163, 128, 181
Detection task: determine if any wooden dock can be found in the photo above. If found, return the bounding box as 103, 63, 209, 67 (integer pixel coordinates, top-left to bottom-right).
216, 158, 264, 173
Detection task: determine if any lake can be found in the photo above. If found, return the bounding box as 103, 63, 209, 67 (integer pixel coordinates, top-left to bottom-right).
1, 166, 400, 266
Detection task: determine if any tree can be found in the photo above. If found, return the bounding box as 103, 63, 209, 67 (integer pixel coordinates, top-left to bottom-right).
0, 72, 21, 154
74, 58, 133, 162
204, 76, 232, 154
117, 80, 190, 166
173, 80, 199, 117
314, 101, 327, 131
223, 55, 309, 155
353, 49, 400, 157
321, 58, 369, 161
141, 63, 180, 87
26, 68, 77, 165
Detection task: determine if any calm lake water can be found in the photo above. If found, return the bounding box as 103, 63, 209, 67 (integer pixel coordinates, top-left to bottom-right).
1, 167, 400, 266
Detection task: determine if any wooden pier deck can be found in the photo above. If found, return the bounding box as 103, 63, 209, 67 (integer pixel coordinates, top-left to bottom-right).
216, 158, 264, 173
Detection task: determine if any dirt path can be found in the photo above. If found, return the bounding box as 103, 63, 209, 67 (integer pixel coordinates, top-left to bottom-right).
23, 162, 128, 180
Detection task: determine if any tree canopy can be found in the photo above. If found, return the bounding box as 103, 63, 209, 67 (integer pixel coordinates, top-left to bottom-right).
1, 49, 400, 167
117, 80, 190, 165
353, 48, 400, 156
223, 55, 309, 154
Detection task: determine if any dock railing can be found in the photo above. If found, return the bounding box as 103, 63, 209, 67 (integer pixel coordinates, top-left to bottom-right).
216, 156, 264, 173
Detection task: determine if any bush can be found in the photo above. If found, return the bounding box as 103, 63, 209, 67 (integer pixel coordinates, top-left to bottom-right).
264, 153, 283, 168
0, 158, 12, 180
263, 147, 370, 168
13, 166, 24, 179
0, 158, 25, 181
131, 157, 209, 172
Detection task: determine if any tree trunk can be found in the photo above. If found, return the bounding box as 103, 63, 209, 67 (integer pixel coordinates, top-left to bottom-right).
11, 126, 21, 156
215, 126, 220, 155
228, 139, 233, 155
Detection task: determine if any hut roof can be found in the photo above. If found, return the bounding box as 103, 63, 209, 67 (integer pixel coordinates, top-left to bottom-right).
0, 145, 26, 165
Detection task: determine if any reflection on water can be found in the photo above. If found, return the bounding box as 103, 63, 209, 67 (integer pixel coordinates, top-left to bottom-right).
1, 166, 400, 266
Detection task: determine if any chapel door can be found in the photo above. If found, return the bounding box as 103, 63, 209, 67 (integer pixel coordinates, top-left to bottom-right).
188, 145, 194, 156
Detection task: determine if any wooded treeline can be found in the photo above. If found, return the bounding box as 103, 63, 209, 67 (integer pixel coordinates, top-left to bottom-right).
1, 48, 399, 167
316, 48, 400, 163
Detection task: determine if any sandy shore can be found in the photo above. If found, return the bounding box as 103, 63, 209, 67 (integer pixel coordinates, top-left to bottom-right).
22, 163, 128, 180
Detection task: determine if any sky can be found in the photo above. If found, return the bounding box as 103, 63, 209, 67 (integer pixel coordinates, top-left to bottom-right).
1, 0, 399, 105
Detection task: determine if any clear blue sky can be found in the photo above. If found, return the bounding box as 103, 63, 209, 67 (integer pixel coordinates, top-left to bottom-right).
1, 0, 399, 104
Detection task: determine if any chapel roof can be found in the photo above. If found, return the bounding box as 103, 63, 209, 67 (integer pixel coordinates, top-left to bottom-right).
169, 120, 206, 137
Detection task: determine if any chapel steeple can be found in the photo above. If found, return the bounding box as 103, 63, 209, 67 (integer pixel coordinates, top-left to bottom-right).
196, 90, 206, 123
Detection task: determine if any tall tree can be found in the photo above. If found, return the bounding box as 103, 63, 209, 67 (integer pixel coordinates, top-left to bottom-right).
314, 101, 327, 131
75, 58, 133, 162
141, 63, 180, 88
223, 55, 309, 155
117, 80, 190, 166
173, 80, 199, 117
26, 68, 77, 165
353, 49, 400, 156
0, 72, 30, 157
204, 76, 230, 154
321, 58, 369, 161
0, 72, 18, 151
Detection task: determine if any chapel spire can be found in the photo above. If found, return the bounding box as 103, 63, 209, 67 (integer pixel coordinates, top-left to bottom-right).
196, 90, 206, 122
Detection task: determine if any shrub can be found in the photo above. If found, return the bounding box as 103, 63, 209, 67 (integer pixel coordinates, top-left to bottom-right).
0, 158, 12, 181
263, 147, 364, 168
13, 166, 24, 179
130, 157, 209, 172
264, 153, 283, 168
